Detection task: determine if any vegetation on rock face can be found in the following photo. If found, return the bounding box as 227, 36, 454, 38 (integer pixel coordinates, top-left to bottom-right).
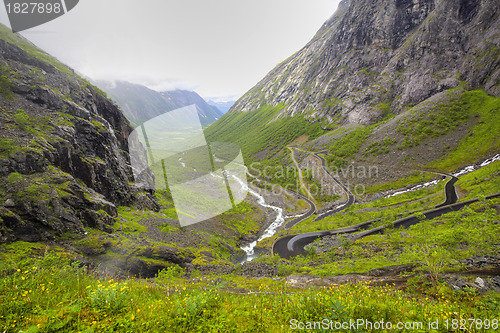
0, 75, 13, 100
364, 137, 397, 156
0, 23, 159, 244
325, 126, 372, 168
205, 104, 325, 160
228, 0, 500, 125
0, 0, 499, 331
0, 24, 74, 75
427, 90, 500, 171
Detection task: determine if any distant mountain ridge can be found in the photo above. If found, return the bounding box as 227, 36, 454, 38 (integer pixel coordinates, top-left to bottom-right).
207, 100, 236, 114
98, 81, 223, 127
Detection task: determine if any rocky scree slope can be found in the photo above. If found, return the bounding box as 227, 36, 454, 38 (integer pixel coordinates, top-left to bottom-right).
230, 0, 500, 125
0, 27, 157, 243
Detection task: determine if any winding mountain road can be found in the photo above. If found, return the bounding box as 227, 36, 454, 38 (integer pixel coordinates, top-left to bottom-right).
436, 174, 459, 208
312, 152, 355, 221
284, 193, 316, 229
244, 166, 316, 229
273, 148, 357, 259
353, 193, 500, 240
252, 145, 473, 259
272, 154, 473, 258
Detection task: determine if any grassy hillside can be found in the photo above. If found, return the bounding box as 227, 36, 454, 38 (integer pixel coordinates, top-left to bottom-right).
205, 104, 326, 161
426, 90, 500, 171
259, 160, 500, 275
0, 25, 73, 75
1, 152, 499, 333
1, 240, 499, 333
1, 17, 499, 333
207, 89, 499, 175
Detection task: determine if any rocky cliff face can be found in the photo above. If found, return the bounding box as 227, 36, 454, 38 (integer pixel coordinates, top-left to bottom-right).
231, 0, 500, 124
0, 26, 157, 243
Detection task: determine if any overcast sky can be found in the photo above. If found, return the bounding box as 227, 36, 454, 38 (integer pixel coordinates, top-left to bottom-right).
0, 0, 340, 100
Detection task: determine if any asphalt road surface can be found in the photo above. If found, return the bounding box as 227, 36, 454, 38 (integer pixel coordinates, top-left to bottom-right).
313, 152, 355, 221
272, 165, 491, 258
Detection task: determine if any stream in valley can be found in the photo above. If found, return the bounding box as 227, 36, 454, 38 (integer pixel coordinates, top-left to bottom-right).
233, 153, 500, 262
232, 175, 288, 262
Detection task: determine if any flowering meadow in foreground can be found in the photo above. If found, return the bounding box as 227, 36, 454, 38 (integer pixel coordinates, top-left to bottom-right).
0, 251, 498, 333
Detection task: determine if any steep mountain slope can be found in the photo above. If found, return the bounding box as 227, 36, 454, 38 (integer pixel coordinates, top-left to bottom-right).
0, 27, 279, 276
231, 0, 500, 124
99, 81, 224, 127
207, 0, 500, 177
0, 24, 157, 243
